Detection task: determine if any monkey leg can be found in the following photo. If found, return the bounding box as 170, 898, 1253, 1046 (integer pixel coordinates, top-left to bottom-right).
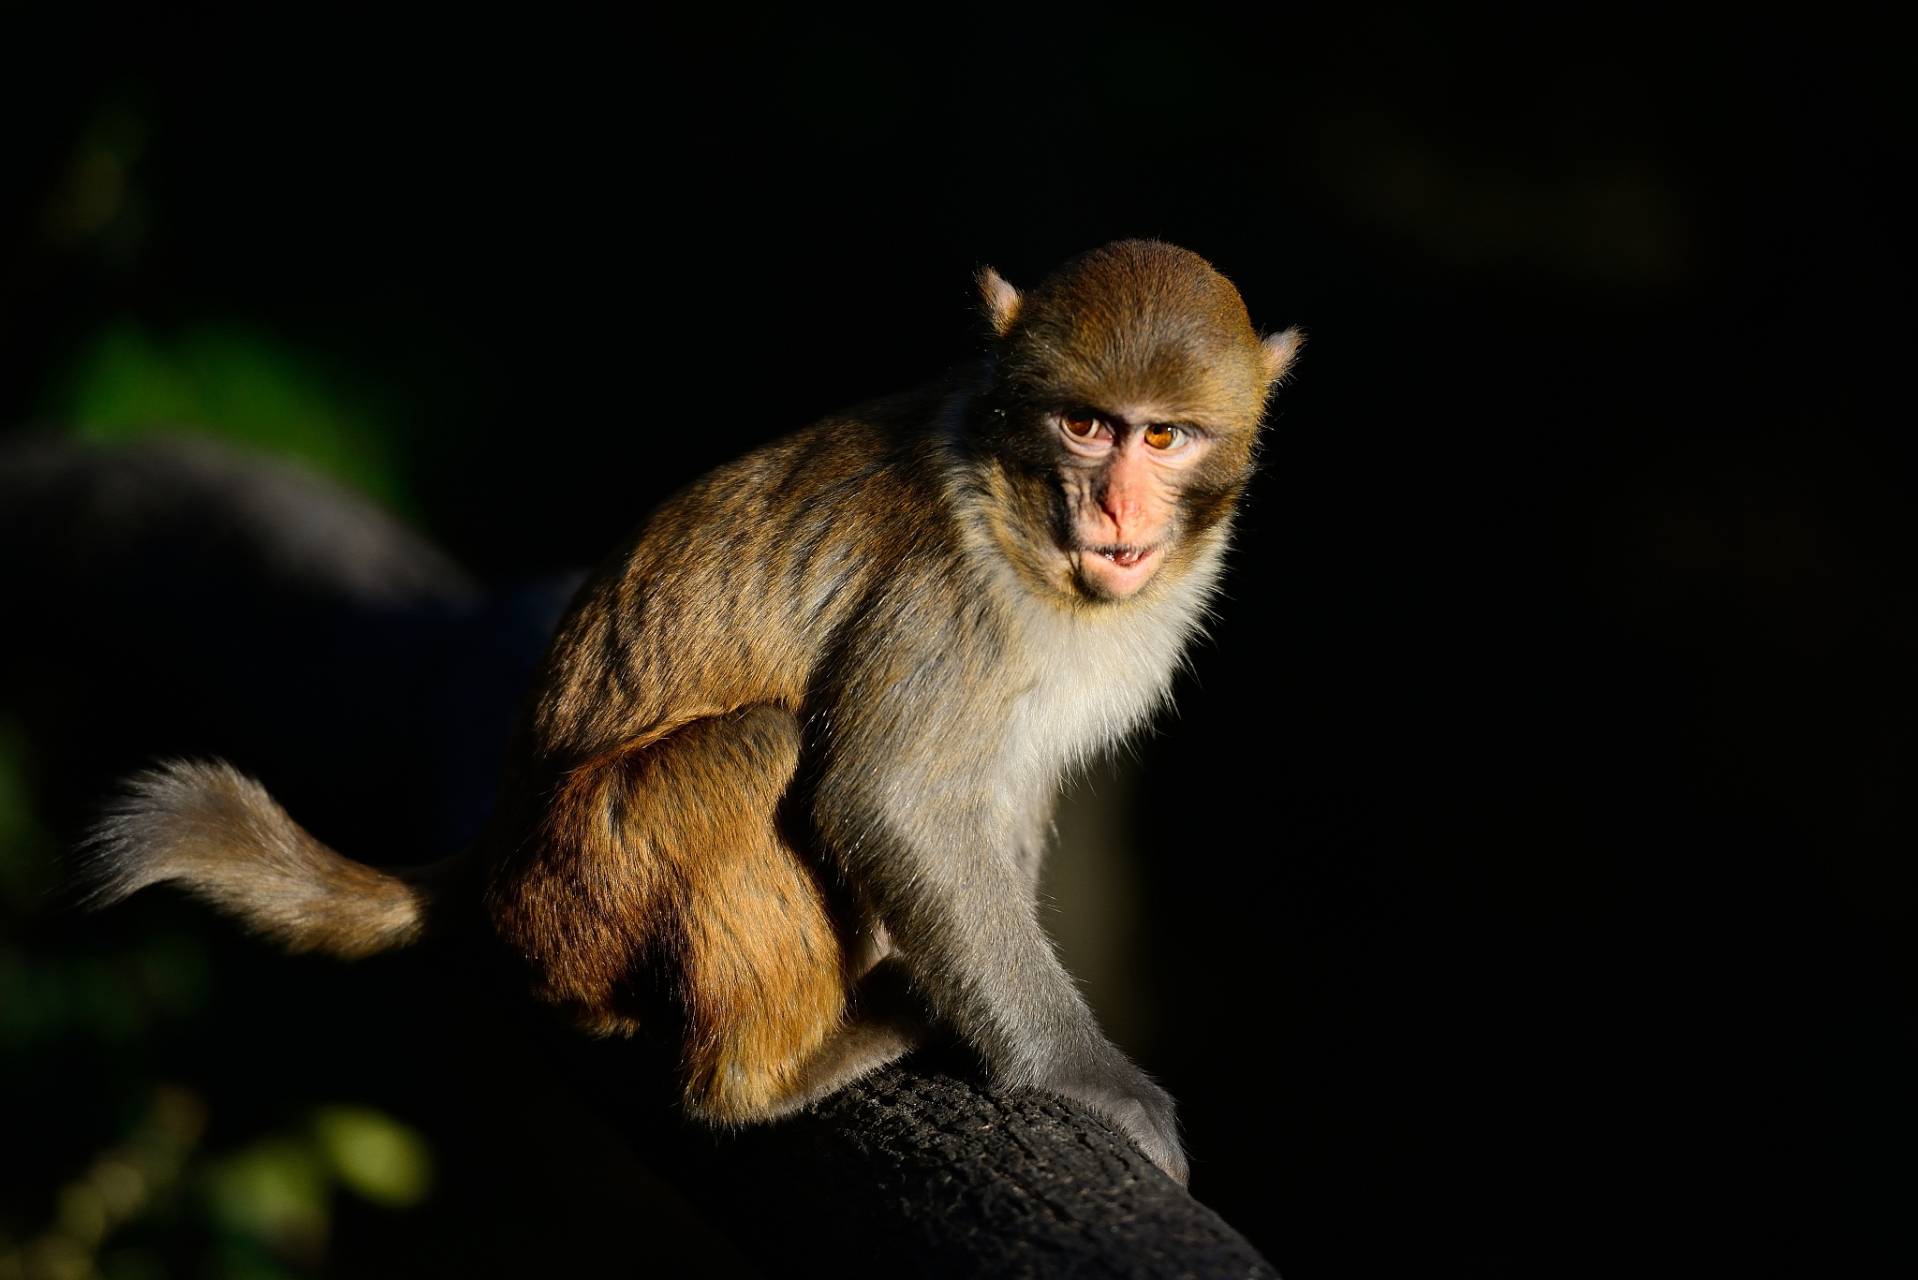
499, 706, 853, 1123
761, 957, 925, 1118
665, 710, 853, 1121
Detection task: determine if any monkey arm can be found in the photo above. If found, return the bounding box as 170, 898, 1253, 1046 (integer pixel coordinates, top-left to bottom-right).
811, 702, 1188, 1185
841, 806, 1186, 1183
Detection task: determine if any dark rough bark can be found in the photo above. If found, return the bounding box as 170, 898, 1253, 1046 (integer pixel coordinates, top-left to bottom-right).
548, 1021, 1278, 1279
673, 1061, 1276, 1279
2, 435, 1278, 1278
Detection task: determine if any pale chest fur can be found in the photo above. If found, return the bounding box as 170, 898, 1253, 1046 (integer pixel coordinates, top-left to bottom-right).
999, 533, 1227, 796
858, 532, 1227, 870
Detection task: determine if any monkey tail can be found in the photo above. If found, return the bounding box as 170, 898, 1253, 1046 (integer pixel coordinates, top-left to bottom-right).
78, 760, 442, 959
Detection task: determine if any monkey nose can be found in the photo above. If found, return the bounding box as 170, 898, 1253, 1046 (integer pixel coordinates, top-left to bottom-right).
1097, 499, 1151, 544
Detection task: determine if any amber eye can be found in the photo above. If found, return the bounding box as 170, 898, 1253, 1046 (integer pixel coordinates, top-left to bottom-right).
1143, 424, 1184, 450
1062, 412, 1103, 439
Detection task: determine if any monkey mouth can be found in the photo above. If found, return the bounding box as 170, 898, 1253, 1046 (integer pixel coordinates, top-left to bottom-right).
1081, 545, 1166, 571
1074, 543, 1163, 598
1084, 544, 1159, 569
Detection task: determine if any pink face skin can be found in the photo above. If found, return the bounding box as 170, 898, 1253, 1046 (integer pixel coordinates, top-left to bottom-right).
1052, 404, 1214, 599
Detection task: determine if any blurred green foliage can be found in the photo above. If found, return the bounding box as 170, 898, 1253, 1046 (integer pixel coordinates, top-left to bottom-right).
0, 931, 209, 1053
203, 1106, 431, 1268
0, 718, 211, 1055
1, 1079, 434, 1280
54, 322, 411, 513
308, 1108, 431, 1210
2, 324, 434, 1275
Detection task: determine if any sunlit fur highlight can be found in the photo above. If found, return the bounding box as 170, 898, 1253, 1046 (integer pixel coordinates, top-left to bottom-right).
82, 761, 426, 958
82, 242, 1299, 1181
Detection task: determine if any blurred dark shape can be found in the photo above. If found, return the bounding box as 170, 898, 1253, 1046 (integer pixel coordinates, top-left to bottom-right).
40, 92, 150, 255
1308, 99, 1689, 294
0, 433, 573, 854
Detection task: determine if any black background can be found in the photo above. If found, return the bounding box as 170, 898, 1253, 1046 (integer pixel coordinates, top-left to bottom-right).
2, 3, 1911, 1276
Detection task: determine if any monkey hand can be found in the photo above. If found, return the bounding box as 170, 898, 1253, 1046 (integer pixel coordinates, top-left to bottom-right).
1044, 1051, 1189, 1185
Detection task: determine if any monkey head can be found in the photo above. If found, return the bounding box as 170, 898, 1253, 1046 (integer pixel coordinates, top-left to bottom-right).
971, 239, 1300, 602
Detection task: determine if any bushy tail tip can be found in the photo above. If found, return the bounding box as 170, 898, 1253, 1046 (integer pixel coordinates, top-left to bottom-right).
78, 760, 428, 959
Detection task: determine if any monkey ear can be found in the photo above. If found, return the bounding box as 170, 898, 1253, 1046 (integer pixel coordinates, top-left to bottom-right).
1261, 327, 1304, 385
977, 267, 1023, 338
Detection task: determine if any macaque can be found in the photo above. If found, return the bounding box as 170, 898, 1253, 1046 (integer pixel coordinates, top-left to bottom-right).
83, 240, 1301, 1184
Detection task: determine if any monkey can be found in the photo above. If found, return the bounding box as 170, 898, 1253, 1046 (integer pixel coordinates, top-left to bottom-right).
79, 240, 1302, 1185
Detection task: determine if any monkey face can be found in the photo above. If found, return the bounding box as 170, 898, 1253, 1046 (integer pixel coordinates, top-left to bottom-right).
1049, 403, 1220, 598
973, 240, 1300, 603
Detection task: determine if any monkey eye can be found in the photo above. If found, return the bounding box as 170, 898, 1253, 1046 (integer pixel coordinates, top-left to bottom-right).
1059, 412, 1110, 443
1143, 424, 1186, 450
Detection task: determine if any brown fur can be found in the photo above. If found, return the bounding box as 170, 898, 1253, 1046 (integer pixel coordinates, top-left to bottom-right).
85, 242, 1300, 1180
481, 397, 950, 1118
83, 761, 426, 959
494, 707, 848, 1121
971, 242, 1299, 600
